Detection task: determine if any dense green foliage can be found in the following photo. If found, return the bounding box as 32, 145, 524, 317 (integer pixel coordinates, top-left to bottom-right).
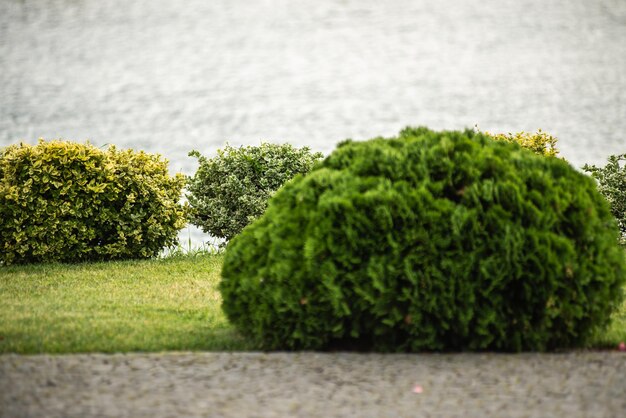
221, 127, 626, 352
583, 154, 626, 244
483, 129, 559, 157
0, 140, 187, 265
187, 143, 323, 242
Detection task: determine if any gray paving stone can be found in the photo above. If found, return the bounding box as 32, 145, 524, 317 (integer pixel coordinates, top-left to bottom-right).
1, 352, 624, 417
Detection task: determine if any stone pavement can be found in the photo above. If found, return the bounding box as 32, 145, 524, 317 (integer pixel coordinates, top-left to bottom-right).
1, 351, 624, 418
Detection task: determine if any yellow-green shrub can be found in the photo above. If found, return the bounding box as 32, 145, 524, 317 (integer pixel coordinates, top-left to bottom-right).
483, 129, 559, 157
0, 140, 187, 265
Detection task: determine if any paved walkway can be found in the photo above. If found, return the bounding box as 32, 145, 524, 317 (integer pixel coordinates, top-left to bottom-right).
1, 351, 624, 417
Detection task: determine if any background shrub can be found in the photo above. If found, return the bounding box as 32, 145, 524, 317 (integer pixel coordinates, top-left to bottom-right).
220, 127, 625, 352
483, 129, 559, 157
583, 154, 626, 245
187, 143, 323, 242
0, 140, 187, 265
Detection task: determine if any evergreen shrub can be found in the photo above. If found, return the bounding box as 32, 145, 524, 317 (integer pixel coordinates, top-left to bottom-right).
583, 154, 626, 244
187, 143, 323, 242
220, 127, 626, 352
0, 140, 187, 265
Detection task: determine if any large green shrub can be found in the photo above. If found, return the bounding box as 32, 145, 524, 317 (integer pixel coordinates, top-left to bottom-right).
220, 127, 626, 352
583, 154, 626, 244
187, 143, 323, 242
0, 140, 187, 265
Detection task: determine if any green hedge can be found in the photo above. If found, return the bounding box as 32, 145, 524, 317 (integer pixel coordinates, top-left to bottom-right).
187, 143, 323, 242
0, 140, 187, 265
220, 127, 626, 352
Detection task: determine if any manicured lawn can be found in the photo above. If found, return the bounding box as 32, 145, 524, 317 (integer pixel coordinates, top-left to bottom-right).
0, 254, 624, 354
0, 254, 256, 354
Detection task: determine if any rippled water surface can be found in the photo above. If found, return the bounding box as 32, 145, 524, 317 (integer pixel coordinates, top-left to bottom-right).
1, 0, 625, 244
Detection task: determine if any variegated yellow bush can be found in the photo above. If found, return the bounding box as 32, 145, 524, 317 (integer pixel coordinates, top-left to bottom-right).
483, 129, 559, 157
0, 140, 187, 265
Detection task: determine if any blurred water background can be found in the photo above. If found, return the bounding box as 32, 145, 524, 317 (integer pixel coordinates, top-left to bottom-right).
1, 0, 625, 247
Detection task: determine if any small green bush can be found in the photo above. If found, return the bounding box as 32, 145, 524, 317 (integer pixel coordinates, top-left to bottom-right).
0, 140, 187, 265
187, 143, 323, 242
483, 129, 560, 157
583, 154, 626, 244
220, 127, 626, 352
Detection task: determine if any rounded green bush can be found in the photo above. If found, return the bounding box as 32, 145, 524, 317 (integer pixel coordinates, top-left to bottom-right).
187, 143, 323, 242
0, 140, 187, 265
220, 127, 626, 352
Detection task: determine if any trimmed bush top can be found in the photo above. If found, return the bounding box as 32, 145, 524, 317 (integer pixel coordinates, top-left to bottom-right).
483, 129, 559, 157
221, 127, 626, 352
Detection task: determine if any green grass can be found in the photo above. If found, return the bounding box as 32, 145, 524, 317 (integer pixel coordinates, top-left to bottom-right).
0, 254, 624, 354
0, 254, 257, 354
590, 295, 626, 349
